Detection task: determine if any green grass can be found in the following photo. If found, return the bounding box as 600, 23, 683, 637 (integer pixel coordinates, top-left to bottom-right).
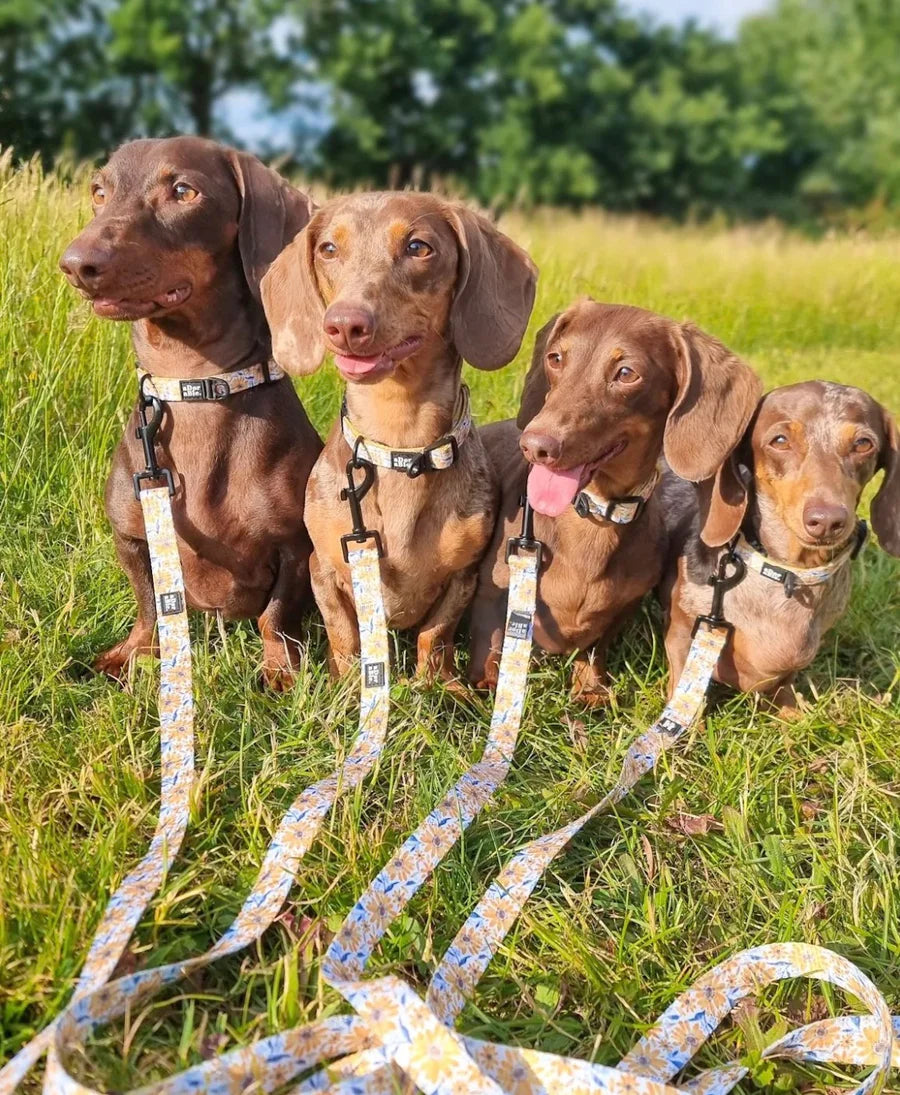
1, 156, 899, 1093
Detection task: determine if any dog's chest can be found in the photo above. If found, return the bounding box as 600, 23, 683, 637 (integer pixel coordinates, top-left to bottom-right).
679, 560, 852, 681
533, 517, 661, 650
375, 492, 491, 626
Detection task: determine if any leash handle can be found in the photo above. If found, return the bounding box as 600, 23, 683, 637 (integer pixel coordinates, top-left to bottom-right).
132, 377, 175, 499
340, 450, 383, 562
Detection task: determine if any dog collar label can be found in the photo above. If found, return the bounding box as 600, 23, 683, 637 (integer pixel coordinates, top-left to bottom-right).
389, 451, 418, 472
760, 563, 788, 583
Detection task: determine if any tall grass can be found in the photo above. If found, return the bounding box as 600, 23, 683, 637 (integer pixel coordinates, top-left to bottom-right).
1, 157, 899, 1092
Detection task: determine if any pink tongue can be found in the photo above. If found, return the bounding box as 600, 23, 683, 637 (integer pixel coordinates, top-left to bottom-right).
527, 463, 586, 517
335, 353, 385, 377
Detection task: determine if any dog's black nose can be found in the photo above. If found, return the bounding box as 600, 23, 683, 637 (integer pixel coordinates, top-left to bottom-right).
520, 430, 562, 466
59, 242, 113, 288
323, 302, 376, 355
802, 500, 850, 541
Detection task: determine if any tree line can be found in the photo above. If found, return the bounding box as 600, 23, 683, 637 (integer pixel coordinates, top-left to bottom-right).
2, 0, 898, 223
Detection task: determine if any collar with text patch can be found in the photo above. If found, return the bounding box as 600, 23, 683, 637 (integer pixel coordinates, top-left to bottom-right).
340, 385, 472, 477
573, 467, 661, 525
136, 360, 284, 402
734, 521, 867, 596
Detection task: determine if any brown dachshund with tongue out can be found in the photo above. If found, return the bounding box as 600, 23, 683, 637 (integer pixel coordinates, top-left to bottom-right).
468, 300, 762, 704
260, 191, 537, 684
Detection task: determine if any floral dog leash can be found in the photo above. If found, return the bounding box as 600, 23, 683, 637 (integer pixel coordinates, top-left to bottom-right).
2, 393, 896, 1095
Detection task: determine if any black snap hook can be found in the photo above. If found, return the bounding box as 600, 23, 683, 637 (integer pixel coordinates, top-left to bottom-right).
694, 543, 745, 634
133, 376, 174, 498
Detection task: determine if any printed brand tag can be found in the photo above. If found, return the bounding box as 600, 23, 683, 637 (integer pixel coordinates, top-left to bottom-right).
159, 591, 184, 616
761, 564, 787, 583
390, 451, 417, 471
179, 380, 206, 401
657, 714, 684, 736
363, 661, 386, 689
506, 611, 532, 641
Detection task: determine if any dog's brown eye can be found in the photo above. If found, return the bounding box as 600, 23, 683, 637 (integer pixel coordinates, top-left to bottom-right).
546, 351, 563, 368
613, 365, 638, 383
91, 184, 107, 206
852, 436, 875, 454
173, 182, 199, 202
405, 238, 433, 258
319, 241, 338, 257
769, 434, 790, 449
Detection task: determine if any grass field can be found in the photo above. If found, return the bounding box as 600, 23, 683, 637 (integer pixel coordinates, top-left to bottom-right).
1, 156, 899, 1093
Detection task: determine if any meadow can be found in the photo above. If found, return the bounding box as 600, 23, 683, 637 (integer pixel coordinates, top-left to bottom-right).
1, 155, 899, 1092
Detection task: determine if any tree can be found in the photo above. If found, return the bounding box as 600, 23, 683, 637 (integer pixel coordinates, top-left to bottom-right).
738, 0, 900, 217
0, 0, 298, 162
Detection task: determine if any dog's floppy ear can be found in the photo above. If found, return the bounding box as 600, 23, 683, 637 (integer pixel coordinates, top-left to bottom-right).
664, 323, 763, 482
516, 314, 561, 428
871, 405, 900, 556
698, 455, 751, 547
446, 205, 537, 370
260, 217, 325, 376
228, 149, 316, 301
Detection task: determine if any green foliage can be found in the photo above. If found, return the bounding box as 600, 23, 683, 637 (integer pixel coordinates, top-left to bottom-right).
1, 162, 899, 1083
3, 0, 900, 221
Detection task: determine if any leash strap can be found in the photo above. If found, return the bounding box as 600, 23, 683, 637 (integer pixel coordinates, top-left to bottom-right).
0, 485, 194, 1093
136, 360, 283, 402
341, 386, 472, 475
4, 473, 896, 1093
573, 467, 661, 524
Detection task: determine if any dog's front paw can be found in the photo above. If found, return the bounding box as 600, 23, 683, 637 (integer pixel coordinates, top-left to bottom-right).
571, 681, 613, 708
261, 664, 297, 692
94, 642, 138, 682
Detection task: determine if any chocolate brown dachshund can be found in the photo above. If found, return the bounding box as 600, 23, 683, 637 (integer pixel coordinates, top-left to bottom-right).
661, 381, 900, 715
261, 191, 536, 685
469, 300, 762, 704
59, 137, 322, 689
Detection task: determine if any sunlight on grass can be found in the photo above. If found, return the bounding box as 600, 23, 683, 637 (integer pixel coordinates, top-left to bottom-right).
1, 158, 898, 1090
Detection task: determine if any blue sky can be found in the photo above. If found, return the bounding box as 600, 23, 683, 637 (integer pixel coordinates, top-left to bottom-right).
630, 0, 768, 34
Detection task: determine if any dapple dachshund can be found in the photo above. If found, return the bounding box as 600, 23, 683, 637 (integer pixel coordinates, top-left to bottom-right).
661, 380, 899, 715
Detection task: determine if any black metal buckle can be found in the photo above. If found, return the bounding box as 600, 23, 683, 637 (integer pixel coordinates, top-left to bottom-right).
405, 435, 459, 479
340, 451, 383, 562
506, 496, 543, 567
692, 543, 745, 636
132, 377, 175, 499
179, 376, 230, 401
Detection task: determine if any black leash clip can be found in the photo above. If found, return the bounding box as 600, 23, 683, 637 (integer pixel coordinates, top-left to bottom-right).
506, 496, 544, 567
340, 447, 383, 562
133, 378, 175, 499
692, 541, 745, 635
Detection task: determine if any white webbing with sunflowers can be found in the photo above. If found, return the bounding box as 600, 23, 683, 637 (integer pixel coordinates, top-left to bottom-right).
1, 475, 897, 1095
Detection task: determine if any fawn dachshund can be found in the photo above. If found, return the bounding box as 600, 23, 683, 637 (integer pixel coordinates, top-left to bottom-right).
661, 381, 900, 715
469, 300, 762, 704
261, 191, 537, 686
59, 137, 321, 688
